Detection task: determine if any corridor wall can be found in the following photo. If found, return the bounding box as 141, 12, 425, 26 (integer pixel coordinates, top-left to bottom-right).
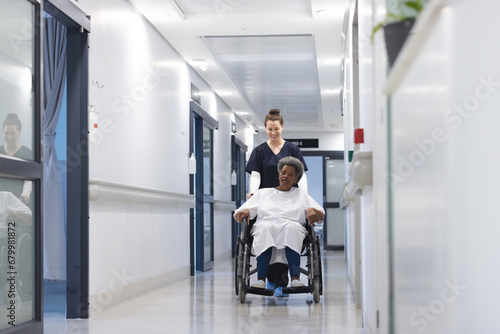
388, 1, 500, 332
351, 0, 500, 333
72, 0, 235, 314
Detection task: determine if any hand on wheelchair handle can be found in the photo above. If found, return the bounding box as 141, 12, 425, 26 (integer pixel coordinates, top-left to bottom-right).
234, 209, 250, 223
306, 208, 324, 226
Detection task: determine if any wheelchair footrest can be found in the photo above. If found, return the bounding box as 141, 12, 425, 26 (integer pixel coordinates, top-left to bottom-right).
281, 286, 313, 294
245, 287, 275, 296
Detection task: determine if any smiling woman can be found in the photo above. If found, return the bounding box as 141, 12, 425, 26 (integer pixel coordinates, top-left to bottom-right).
245, 109, 309, 199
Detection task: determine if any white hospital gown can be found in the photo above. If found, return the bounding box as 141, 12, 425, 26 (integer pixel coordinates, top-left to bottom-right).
0, 191, 32, 237
234, 187, 324, 257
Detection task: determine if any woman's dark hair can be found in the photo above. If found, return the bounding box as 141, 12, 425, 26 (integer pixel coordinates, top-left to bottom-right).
277, 156, 304, 182
264, 108, 284, 127
3, 113, 22, 131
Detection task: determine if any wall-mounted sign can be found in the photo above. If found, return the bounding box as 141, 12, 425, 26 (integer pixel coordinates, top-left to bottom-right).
285, 138, 319, 148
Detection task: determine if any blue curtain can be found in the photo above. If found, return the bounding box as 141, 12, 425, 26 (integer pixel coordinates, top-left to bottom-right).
43, 18, 67, 280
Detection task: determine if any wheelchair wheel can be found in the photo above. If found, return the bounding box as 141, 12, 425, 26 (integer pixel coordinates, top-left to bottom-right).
238, 244, 250, 304
315, 238, 323, 296
238, 277, 246, 303
17, 233, 33, 301
313, 277, 321, 303
235, 237, 241, 296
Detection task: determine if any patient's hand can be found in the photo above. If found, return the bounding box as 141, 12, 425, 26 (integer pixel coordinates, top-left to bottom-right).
306, 208, 324, 226
234, 209, 250, 223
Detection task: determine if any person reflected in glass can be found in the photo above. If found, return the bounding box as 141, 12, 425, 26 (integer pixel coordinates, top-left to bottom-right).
0, 113, 33, 204
234, 157, 324, 290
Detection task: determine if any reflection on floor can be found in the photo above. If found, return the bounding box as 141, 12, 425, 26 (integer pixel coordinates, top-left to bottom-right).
44, 280, 66, 317
44, 251, 362, 334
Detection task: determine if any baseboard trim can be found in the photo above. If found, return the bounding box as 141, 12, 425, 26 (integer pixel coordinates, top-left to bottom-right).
88, 266, 189, 316
214, 250, 232, 265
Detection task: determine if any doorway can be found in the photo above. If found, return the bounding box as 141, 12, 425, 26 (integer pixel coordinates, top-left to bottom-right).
231, 136, 247, 257
189, 101, 218, 274
42, 0, 90, 321
302, 151, 345, 250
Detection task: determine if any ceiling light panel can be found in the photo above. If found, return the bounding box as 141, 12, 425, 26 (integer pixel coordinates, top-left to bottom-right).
203, 34, 323, 128
173, 0, 311, 15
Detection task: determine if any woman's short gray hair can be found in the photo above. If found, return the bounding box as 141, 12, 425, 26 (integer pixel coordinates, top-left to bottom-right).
277, 156, 304, 181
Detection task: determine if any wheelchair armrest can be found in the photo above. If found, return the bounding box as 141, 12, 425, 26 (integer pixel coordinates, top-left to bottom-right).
305, 219, 315, 234
240, 217, 256, 240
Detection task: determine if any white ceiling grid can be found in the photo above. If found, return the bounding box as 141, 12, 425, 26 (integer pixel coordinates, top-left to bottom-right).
129, 0, 346, 132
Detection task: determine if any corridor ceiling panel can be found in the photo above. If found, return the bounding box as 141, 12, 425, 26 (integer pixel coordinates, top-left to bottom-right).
129, 0, 347, 132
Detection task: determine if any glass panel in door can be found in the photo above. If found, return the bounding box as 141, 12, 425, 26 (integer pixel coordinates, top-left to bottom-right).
0, 1, 40, 332
203, 126, 212, 196
325, 159, 345, 202
203, 202, 212, 263
0, 178, 35, 329
0, 1, 35, 161
202, 125, 213, 267
324, 157, 345, 249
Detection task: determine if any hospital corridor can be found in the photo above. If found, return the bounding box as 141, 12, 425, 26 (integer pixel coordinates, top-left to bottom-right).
44, 252, 362, 333
2, 0, 500, 334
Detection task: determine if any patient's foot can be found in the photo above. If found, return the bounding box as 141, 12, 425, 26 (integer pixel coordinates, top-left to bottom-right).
291, 279, 304, 288
252, 280, 266, 288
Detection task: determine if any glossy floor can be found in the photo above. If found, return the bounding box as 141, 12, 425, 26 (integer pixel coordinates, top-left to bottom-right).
44, 251, 362, 333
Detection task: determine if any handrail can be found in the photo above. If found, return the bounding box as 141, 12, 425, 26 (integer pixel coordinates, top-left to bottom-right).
340, 151, 373, 206
88, 178, 195, 208
214, 200, 236, 211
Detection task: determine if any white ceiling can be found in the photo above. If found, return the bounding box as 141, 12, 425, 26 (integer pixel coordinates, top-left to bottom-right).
129, 0, 347, 133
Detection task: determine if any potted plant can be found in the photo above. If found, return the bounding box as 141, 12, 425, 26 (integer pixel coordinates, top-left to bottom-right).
371, 0, 426, 67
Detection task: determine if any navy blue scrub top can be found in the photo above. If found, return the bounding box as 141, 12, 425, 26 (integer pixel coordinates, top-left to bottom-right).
245, 141, 308, 189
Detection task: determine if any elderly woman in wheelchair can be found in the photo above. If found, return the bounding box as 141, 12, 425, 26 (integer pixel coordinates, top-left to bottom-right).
234, 157, 324, 301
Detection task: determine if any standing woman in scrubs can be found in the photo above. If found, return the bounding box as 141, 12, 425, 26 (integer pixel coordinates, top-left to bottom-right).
245, 109, 308, 199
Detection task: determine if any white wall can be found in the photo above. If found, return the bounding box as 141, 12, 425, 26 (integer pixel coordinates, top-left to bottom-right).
348, 0, 500, 333
389, 1, 500, 332
358, 0, 390, 332
72, 0, 235, 314
343, 0, 391, 332
254, 130, 344, 152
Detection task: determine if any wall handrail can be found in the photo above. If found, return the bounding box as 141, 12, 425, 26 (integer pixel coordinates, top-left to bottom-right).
214, 200, 236, 212
88, 178, 195, 208
341, 151, 373, 205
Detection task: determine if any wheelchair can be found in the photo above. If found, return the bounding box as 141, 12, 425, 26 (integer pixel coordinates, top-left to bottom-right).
0, 193, 34, 304
234, 217, 323, 303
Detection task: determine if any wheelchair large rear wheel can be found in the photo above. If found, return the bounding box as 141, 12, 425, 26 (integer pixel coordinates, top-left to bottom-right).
238, 244, 250, 304
313, 277, 321, 303
17, 233, 33, 301
235, 237, 241, 296
316, 238, 323, 295
238, 277, 246, 303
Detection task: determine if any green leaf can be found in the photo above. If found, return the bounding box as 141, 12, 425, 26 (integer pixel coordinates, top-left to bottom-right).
404, 0, 423, 12
370, 22, 385, 43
